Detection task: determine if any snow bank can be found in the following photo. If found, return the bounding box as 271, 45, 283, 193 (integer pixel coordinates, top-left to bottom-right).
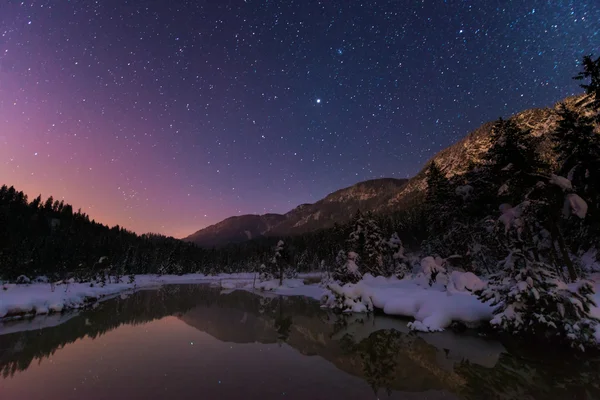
564, 193, 588, 218
549, 174, 573, 191
321, 273, 493, 332
0, 272, 325, 322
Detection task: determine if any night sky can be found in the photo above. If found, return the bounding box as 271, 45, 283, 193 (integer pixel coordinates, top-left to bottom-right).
1, 1, 598, 238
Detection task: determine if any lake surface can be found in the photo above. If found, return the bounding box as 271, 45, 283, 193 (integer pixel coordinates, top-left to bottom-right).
1, 285, 599, 400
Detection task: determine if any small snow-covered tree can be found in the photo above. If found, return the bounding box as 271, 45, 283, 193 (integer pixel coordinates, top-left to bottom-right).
258, 263, 272, 282
332, 250, 362, 284
347, 210, 387, 276
386, 232, 409, 278
348, 210, 367, 256
270, 240, 290, 285
362, 214, 387, 276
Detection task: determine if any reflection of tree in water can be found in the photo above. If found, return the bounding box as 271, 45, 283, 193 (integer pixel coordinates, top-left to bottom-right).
337, 325, 404, 396
358, 330, 404, 396
456, 350, 600, 400
274, 296, 293, 345
0, 287, 313, 379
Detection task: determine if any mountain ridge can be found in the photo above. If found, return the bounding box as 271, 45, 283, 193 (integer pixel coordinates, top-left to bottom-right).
184, 94, 588, 247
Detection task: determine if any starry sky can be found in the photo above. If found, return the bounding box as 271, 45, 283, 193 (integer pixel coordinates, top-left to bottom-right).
1, 0, 599, 238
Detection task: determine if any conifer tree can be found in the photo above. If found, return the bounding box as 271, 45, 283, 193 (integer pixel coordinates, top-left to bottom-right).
386, 232, 409, 278
362, 213, 386, 276
484, 118, 546, 205
347, 209, 367, 256
271, 240, 287, 285
553, 105, 600, 191
574, 54, 600, 114
424, 161, 453, 235
332, 250, 362, 284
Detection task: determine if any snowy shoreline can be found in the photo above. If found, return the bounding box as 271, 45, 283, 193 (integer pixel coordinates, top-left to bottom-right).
0, 273, 324, 324
4, 270, 600, 346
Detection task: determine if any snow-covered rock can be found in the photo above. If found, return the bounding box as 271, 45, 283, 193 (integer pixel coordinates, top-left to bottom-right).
448, 271, 486, 292
549, 174, 573, 191
564, 193, 588, 218
455, 184, 473, 200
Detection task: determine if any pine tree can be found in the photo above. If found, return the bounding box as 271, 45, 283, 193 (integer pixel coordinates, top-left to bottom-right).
362, 214, 387, 276
573, 54, 600, 115
386, 232, 409, 278
332, 250, 362, 284
424, 161, 454, 236
271, 240, 287, 285
478, 248, 598, 350
347, 210, 367, 256
484, 118, 546, 205
553, 104, 600, 192
479, 180, 598, 349
258, 263, 272, 282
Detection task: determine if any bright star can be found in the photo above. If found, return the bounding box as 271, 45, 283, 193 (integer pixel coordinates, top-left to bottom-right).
316, 99, 321, 104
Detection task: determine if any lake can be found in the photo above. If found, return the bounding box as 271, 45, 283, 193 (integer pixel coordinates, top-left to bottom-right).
1, 285, 599, 399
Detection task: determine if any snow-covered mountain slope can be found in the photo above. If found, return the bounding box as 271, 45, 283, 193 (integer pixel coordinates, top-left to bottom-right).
184, 94, 589, 247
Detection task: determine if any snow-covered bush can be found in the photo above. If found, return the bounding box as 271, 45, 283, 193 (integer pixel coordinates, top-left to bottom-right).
15, 275, 31, 284
417, 256, 447, 286
321, 282, 373, 313
258, 263, 272, 282
447, 271, 485, 293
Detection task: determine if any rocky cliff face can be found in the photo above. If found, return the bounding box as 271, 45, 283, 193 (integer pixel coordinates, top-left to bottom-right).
184, 94, 589, 247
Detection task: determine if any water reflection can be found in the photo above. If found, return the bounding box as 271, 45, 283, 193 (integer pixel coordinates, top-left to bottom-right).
0, 285, 599, 399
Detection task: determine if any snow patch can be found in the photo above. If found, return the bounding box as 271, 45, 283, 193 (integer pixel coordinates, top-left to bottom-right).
564, 193, 588, 218
549, 174, 573, 191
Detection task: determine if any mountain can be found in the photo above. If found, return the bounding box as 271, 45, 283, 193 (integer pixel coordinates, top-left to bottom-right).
184, 94, 589, 247
183, 178, 408, 247
183, 213, 286, 248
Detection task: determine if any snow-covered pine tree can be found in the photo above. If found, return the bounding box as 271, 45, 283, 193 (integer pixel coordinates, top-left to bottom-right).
348, 209, 367, 257
258, 263, 272, 282
479, 182, 599, 350
271, 240, 288, 285
332, 250, 362, 284
386, 232, 409, 278
362, 213, 387, 276
478, 247, 598, 350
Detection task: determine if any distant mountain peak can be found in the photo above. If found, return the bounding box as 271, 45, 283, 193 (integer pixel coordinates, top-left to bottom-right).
183, 177, 408, 247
